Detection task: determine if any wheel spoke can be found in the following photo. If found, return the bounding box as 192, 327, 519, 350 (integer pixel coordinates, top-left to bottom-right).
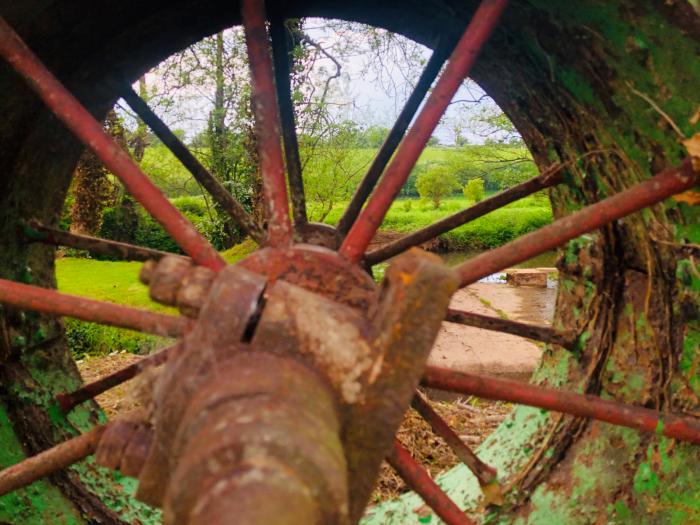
0, 279, 190, 337
0, 425, 105, 496
0, 17, 225, 271
365, 167, 563, 265
121, 87, 265, 244
241, 0, 293, 246
339, 0, 509, 262
411, 393, 497, 487
422, 367, 700, 444
446, 308, 577, 349
387, 440, 475, 525
455, 158, 699, 287
22, 220, 187, 262
335, 37, 456, 238
56, 344, 175, 413
270, 16, 307, 228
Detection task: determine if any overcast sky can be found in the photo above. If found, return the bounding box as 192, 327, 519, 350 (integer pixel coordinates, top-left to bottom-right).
124, 19, 509, 146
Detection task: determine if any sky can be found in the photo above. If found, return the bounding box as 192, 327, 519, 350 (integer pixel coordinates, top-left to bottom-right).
123, 18, 511, 146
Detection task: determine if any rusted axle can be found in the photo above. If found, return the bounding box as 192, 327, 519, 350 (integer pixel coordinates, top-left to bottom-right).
445, 308, 577, 349
0, 17, 225, 271
0, 278, 189, 338
365, 168, 563, 265
422, 367, 700, 444
56, 345, 175, 413
0, 426, 105, 496
22, 220, 182, 262
456, 158, 699, 287
387, 440, 475, 525
412, 393, 497, 485
121, 87, 265, 244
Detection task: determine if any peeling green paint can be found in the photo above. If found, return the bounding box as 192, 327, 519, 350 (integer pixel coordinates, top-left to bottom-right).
365, 1, 700, 523
0, 405, 84, 525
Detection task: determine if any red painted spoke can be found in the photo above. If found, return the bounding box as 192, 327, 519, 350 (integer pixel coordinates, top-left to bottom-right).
56, 345, 175, 413
364, 167, 563, 265
0, 426, 105, 496
23, 220, 185, 263
456, 158, 699, 287
339, 0, 509, 261
412, 393, 497, 486
241, 0, 293, 246
0, 279, 189, 338
422, 367, 700, 444
270, 16, 307, 228
387, 440, 475, 525
0, 17, 225, 271
335, 38, 456, 238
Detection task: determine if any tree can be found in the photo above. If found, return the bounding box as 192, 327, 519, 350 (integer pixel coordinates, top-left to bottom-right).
463, 177, 485, 202
415, 163, 460, 208
356, 125, 390, 148
303, 120, 370, 221
471, 104, 524, 145
69, 111, 121, 235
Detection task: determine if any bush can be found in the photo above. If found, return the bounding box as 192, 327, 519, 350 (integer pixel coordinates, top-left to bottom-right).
99, 195, 229, 256
415, 164, 460, 209
444, 206, 552, 249
65, 319, 165, 358
463, 178, 485, 202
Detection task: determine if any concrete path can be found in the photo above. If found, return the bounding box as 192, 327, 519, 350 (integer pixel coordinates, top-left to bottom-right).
427, 282, 556, 380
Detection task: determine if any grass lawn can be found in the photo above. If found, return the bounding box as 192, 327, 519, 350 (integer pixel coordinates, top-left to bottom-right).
322, 194, 552, 249
54, 240, 260, 357
55, 192, 550, 356
56, 258, 163, 310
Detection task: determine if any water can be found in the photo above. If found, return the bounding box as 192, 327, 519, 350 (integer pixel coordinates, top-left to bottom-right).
439, 249, 558, 285
372, 249, 558, 285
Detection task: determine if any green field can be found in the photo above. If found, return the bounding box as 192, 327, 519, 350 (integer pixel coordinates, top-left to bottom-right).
322, 194, 551, 249
59, 142, 550, 356
56, 242, 257, 357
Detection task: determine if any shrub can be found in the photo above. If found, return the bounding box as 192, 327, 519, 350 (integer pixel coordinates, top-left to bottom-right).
415, 164, 460, 209
99, 196, 229, 256
65, 319, 165, 358
463, 178, 485, 202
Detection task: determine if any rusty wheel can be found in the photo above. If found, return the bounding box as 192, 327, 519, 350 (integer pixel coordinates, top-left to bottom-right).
0, 1, 699, 524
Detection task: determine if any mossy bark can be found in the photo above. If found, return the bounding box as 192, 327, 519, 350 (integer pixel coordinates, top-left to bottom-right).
0, 1, 698, 523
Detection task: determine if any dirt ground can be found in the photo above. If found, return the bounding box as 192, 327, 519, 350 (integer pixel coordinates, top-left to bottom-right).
76, 278, 556, 503
76, 352, 143, 418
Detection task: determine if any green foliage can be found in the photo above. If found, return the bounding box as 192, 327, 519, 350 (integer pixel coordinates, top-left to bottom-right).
98, 196, 227, 256
55, 258, 171, 357
354, 125, 389, 148
324, 194, 552, 249
464, 178, 485, 202
379, 196, 551, 249
415, 164, 461, 209
221, 238, 258, 263
138, 144, 203, 197
301, 122, 373, 221
65, 319, 164, 359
